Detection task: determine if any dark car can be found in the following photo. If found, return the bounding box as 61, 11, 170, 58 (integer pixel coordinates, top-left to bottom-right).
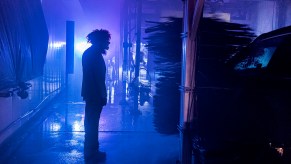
193, 25, 291, 163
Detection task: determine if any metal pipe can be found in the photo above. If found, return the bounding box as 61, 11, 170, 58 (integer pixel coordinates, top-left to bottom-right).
121, 0, 129, 104
134, 0, 142, 110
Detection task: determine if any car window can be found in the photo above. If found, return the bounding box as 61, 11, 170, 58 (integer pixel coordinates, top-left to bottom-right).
234, 46, 276, 70
269, 42, 291, 76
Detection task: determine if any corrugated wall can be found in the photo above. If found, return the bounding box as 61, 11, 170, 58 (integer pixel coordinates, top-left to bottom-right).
0, 0, 66, 144
0, 0, 48, 89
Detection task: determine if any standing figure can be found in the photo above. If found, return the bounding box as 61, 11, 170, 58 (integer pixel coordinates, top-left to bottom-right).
81, 29, 111, 162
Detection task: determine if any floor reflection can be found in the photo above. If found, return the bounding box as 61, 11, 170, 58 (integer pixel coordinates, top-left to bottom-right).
0, 79, 180, 164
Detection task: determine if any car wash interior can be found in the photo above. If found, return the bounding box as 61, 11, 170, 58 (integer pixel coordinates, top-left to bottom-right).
0, 0, 291, 163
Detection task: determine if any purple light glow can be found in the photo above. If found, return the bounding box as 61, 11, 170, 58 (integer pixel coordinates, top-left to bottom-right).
42, 0, 123, 58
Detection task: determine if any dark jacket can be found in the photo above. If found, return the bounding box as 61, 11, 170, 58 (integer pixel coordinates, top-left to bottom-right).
81, 46, 107, 102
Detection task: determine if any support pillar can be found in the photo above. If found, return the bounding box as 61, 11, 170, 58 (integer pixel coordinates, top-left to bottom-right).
121, 0, 129, 105
179, 0, 204, 163
133, 0, 142, 111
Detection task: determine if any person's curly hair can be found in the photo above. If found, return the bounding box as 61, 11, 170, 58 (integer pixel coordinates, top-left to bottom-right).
86, 29, 111, 45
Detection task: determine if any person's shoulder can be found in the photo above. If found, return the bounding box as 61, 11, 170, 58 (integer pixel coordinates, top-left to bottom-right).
83, 46, 92, 54
82, 47, 93, 58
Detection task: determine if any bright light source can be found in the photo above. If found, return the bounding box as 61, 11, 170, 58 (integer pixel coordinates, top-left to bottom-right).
75, 41, 91, 53
75, 41, 91, 58
73, 121, 82, 131
49, 42, 66, 49
51, 123, 61, 131
275, 147, 284, 156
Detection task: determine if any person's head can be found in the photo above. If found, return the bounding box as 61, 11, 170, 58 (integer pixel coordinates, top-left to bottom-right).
87, 29, 111, 52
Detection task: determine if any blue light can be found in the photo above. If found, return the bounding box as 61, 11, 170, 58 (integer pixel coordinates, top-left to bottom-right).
49, 41, 66, 49
75, 41, 91, 53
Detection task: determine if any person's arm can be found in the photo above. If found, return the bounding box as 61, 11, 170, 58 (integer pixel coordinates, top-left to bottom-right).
92, 55, 107, 106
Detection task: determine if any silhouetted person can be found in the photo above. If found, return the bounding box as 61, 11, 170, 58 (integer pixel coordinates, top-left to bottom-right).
81, 29, 111, 162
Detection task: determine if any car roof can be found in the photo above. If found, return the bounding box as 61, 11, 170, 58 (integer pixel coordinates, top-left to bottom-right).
253, 25, 291, 43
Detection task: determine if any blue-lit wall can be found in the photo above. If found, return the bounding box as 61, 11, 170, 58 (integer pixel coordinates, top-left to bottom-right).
0, 45, 66, 144
0, 0, 66, 144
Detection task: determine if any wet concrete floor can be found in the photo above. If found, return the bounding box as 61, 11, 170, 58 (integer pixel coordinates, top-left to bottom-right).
0, 84, 180, 164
